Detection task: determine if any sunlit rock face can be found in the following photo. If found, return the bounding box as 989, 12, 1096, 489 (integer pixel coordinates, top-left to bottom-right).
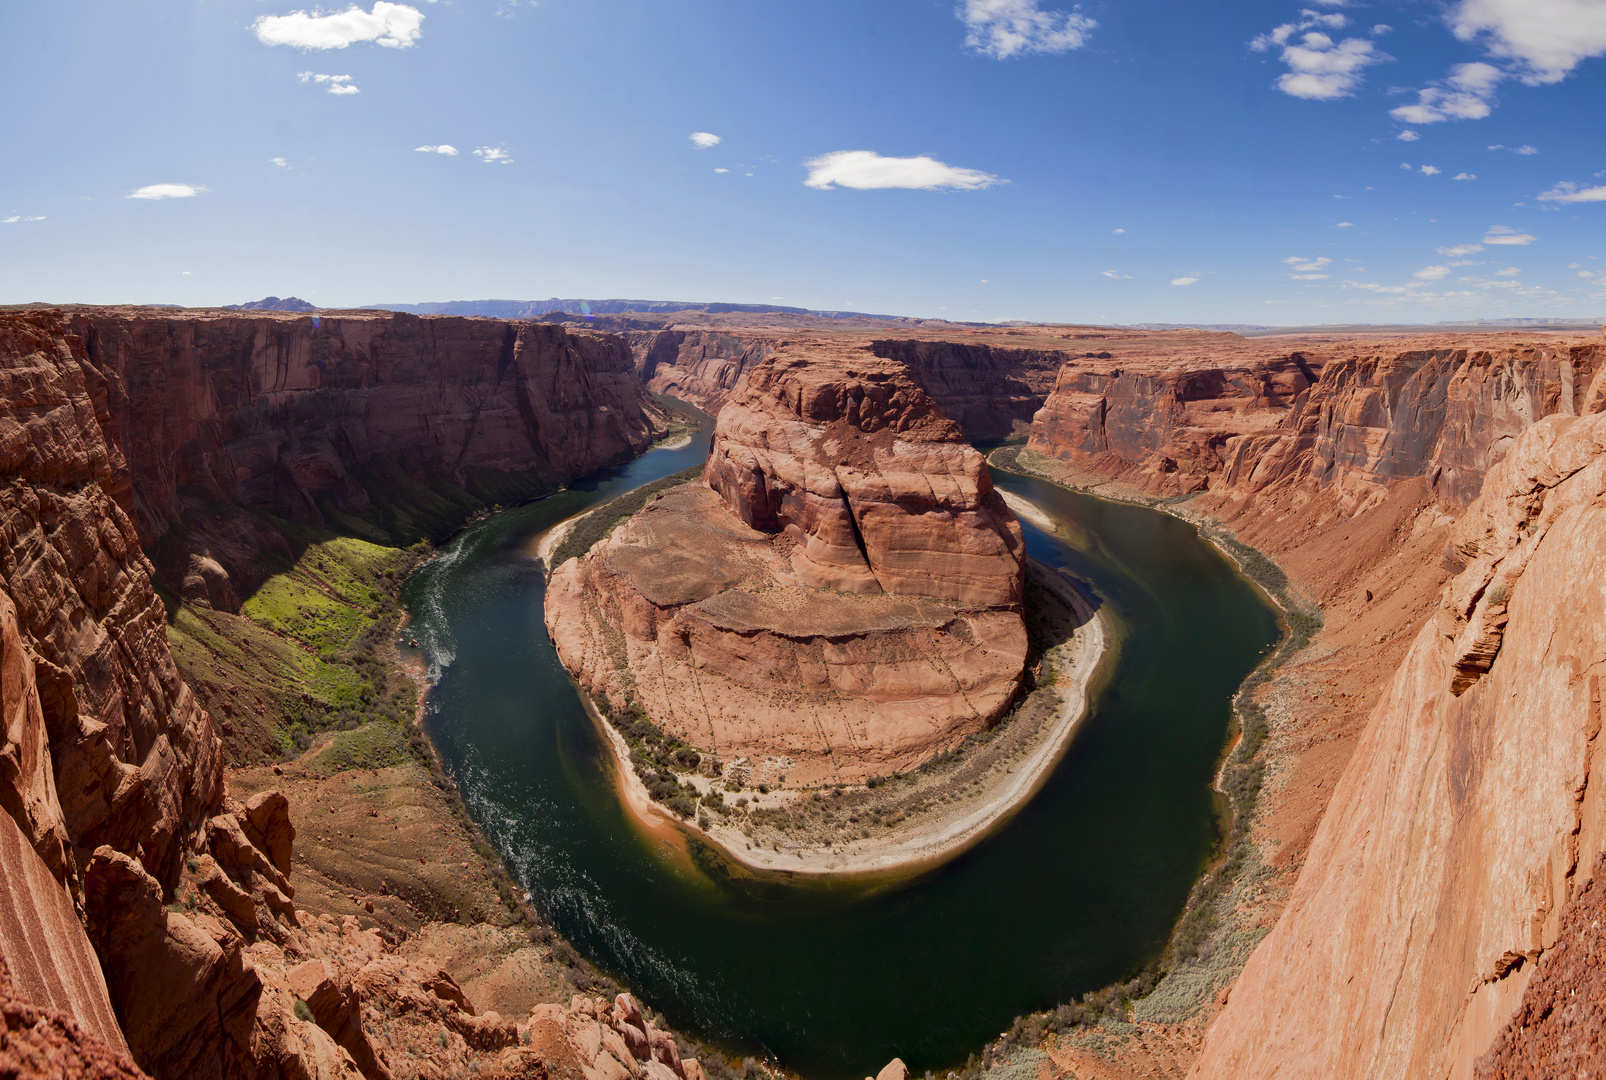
547, 344, 1028, 787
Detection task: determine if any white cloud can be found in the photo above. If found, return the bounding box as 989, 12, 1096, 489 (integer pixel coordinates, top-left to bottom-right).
1373, 24, 1393, 35
714, 167, 729, 174
1483, 224, 1536, 244
689, 132, 721, 149
1, 216, 15, 224
1438, 243, 1484, 256
297, 71, 360, 94
1390, 62, 1503, 124
253, 3, 423, 50
1450, 0, 1606, 85
1334, 221, 1354, 227
1252, 13, 1386, 100
1538, 181, 1606, 204
1496, 266, 1521, 275
802, 150, 1003, 191
1420, 165, 1441, 175
1284, 255, 1333, 276
1579, 270, 1597, 278
1101, 270, 1131, 279
1172, 276, 1200, 286
1515, 144, 1538, 155
473, 145, 512, 164
128, 184, 203, 200
958, 0, 1096, 60
270, 156, 290, 168
1454, 172, 1476, 180
1112, 227, 1125, 234
414, 144, 458, 155
1398, 129, 1420, 141
2, 215, 45, 223
1414, 265, 1453, 279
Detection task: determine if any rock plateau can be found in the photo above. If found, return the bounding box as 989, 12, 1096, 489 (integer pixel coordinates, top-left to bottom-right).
546, 344, 1028, 786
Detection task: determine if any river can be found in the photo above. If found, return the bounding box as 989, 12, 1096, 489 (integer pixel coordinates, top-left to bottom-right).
401, 418, 1280, 1078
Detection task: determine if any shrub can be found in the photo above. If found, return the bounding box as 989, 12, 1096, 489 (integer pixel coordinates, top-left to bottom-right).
294, 999, 314, 1023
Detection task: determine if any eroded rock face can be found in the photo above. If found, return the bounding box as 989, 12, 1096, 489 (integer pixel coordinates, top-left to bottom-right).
62, 308, 662, 606
705, 346, 1025, 606
1028, 339, 1606, 511
1190, 410, 1606, 1080
547, 346, 1027, 785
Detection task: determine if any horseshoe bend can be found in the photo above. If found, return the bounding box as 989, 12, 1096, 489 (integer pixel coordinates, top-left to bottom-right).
2, 302, 1606, 1080
544, 344, 1107, 873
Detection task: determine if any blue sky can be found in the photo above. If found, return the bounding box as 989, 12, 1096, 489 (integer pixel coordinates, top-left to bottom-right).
3, 0, 1605, 324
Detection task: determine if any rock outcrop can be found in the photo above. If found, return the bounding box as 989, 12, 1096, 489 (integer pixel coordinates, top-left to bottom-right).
547, 344, 1028, 785
0, 955, 146, 1079
1189, 409, 1606, 1080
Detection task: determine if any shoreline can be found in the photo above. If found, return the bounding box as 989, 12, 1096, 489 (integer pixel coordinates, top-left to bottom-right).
582, 546, 1109, 880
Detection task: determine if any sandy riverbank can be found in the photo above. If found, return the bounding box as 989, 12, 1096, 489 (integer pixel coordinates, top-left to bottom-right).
581, 526, 1109, 878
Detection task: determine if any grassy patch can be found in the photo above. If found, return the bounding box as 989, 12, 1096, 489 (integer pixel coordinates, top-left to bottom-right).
549, 467, 705, 567
313, 721, 412, 774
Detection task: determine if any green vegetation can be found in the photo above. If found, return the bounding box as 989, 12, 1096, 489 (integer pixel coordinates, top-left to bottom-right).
609, 704, 708, 819
549, 466, 705, 567
313, 721, 412, 773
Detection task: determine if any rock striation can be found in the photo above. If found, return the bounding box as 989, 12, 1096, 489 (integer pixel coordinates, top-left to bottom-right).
1189, 409, 1606, 1080
547, 344, 1028, 786
1028, 337, 1606, 511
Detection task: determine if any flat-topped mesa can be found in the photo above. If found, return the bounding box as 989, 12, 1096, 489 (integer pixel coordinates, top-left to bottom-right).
705, 346, 1026, 607
545, 345, 1029, 789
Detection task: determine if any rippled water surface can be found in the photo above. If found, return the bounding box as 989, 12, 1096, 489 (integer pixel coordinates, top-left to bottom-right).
402, 426, 1279, 1079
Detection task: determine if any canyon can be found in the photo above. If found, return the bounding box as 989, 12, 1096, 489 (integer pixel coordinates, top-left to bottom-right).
3, 304, 1606, 1080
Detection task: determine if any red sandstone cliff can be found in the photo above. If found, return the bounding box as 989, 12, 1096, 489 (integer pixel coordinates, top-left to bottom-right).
62, 309, 663, 609
1028, 337, 1606, 509
1190, 408, 1606, 1080
546, 344, 1028, 785
0, 308, 672, 1079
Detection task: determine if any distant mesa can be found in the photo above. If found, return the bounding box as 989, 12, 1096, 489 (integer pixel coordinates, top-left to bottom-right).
225, 296, 317, 312
362, 297, 906, 321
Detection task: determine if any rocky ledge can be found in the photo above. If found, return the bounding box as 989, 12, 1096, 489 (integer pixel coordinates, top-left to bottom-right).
545, 344, 1028, 789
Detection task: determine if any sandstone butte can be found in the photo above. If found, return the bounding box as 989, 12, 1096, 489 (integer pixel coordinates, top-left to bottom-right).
545, 343, 1031, 789
5, 302, 1606, 1080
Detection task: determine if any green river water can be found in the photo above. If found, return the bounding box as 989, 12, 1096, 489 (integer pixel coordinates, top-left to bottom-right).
401, 422, 1280, 1079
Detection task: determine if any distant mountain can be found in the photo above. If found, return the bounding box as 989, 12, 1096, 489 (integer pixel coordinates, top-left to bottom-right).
1456, 317, 1605, 327
1122, 322, 1277, 333
360, 298, 905, 321
226, 296, 317, 312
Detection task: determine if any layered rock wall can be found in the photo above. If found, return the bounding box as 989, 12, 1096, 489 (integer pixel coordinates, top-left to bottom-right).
1190, 409, 1606, 1080
1029, 342, 1606, 509
65, 309, 661, 606
869, 339, 1065, 442
548, 345, 1029, 785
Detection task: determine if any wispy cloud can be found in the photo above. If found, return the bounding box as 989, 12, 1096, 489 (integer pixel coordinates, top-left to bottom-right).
1454, 172, 1476, 180
1397, 129, 1420, 141
1483, 224, 1536, 245
414, 144, 458, 155
1284, 255, 1332, 279
2, 215, 45, 223
253, 3, 424, 50
1495, 266, 1521, 275
1538, 181, 1606, 204
958, 0, 1096, 59
1438, 243, 1483, 256
1172, 276, 1200, 286
1334, 221, 1355, 227
1419, 165, 1441, 175
1101, 270, 1131, 279
1450, 0, 1606, 86
1251, 11, 1387, 100
128, 184, 203, 200
1488, 144, 1539, 154
297, 71, 360, 95
270, 156, 290, 168
714, 167, 729, 174
689, 132, 721, 149
803, 150, 1003, 191
473, 145, 512, 164
1391, 62, 1502, 124
1414, 265, 1452, 280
